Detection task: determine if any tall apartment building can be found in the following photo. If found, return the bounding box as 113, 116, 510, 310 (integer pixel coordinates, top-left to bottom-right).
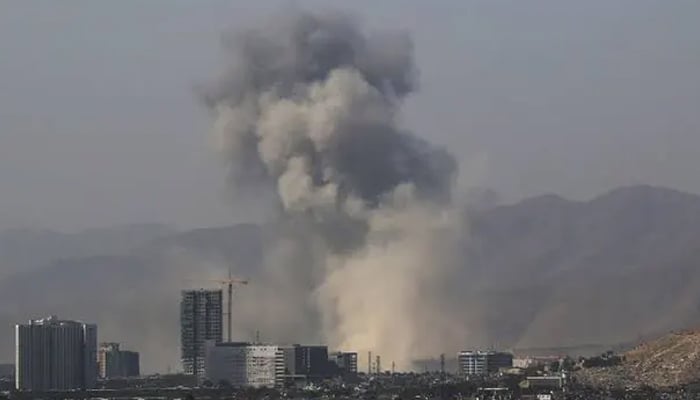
98, 343, 140, 379
204, 342, 285, 388
181, 289, 223, 376
457, 351, 513, 376
15, 316, 97, 390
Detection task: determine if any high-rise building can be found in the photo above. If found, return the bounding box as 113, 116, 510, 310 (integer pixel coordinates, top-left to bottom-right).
15, 316, 97, 390
98, 343, 140, 379
204, 342, 285, 388
457, 351, 513, 376
180, 289, 223, 376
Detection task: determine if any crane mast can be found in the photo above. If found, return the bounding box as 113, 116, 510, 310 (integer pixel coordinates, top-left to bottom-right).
227, 278, 233, 342
189, 270, 248, 343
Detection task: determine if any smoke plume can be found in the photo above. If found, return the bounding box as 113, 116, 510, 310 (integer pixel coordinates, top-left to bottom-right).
204, 9, 467, 370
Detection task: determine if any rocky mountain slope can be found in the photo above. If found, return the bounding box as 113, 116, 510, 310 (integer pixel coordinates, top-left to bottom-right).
576, 330, 700, 388
463, 185, 700, 350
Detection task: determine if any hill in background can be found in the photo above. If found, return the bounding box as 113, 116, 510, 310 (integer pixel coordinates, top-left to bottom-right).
462, 185, 700, 350
0, 223, 175, 277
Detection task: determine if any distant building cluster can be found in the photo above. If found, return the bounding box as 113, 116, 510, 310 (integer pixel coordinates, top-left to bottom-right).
12, 286, 519, 393
203, 342, 358, 388
457, 350, 513, 375
14, 316, 140, 391
179, 289, 358, 388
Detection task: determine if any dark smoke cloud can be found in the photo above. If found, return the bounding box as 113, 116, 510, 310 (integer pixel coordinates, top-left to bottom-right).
203, 9, 455, 208
204, 9, 467, 369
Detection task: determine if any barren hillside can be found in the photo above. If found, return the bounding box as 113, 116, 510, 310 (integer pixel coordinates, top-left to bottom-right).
576, 331, 700, 388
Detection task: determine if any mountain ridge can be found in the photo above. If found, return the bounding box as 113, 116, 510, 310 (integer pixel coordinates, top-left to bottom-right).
1, 185, 700, 372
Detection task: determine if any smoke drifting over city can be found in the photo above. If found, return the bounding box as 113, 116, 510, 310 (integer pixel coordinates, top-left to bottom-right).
203, 9, 467, 369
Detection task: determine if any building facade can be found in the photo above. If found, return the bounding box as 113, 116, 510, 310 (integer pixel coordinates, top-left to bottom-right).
181, 289, 223, 376
330, 352, 358, 377
15, 316, 97, 390
204, 342, 249, 386
98, 343, 140, 379
204, 342, 285, 388
282, 345, 330, 381
246, 345, 286, 388
513, 356, 561, 369
457, 351, 513, 376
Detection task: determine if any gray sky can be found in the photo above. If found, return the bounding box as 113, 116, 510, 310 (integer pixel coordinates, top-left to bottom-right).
1, 0, 698, 231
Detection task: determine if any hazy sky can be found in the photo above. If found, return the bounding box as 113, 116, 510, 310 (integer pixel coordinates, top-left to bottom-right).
1, 0, 698, 231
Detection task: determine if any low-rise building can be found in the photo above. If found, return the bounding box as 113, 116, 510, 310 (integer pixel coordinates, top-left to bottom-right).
513, 356, 562, 369
330, 351, 358, 378
204, 342, 285, 388
281, 345, 331, 381
525, 375, 564, 390
457, 350, 513, 375
98, 343, 140, 379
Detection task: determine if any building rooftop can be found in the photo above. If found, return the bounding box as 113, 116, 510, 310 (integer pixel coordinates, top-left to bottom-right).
25, 315, 90, 326
212, 342, 250, 347
100, 342, 121, 351
458, 350, 512, 355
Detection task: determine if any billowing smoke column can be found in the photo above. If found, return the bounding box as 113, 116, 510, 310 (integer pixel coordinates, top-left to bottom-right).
204, 9, 467, 369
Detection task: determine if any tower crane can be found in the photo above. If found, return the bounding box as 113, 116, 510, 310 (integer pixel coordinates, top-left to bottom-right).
190, 270, 248, 342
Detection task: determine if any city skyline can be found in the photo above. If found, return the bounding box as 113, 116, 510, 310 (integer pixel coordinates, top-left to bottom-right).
0, 3, 699, 395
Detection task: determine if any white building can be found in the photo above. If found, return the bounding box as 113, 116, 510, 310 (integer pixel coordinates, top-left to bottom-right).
457, 351, 513, 375
204, 342, 285, 388
513, 356, 561, 369
246, 345, 285, 388
15, 316, 97, 390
